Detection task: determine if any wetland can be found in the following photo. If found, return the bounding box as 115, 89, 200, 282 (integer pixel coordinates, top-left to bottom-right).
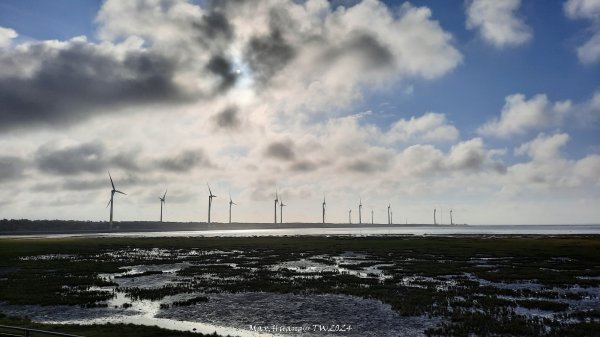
0, 235, 598, 336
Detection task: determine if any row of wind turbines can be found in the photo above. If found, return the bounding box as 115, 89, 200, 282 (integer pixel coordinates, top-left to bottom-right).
107, 172, 456, 225
107, 172, 237, 224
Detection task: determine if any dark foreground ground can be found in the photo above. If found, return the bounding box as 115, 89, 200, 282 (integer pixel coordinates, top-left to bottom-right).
0, 236, 599, 336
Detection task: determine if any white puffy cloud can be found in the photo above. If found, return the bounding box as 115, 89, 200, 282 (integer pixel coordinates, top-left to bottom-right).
0, 26, 17, 48
580, 90, 600, 124
507, 132, 600, 191
466, 0, 532, 48
564, 0, 600, 63
514, 132, 570, 162
385, 112, 459, 144
478, 93, 572, 137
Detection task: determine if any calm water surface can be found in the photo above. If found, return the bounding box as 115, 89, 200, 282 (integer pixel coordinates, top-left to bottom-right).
4, 224, 599, 239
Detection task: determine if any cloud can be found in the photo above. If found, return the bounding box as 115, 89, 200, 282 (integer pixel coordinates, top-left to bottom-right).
264, 140, 296, 161
35, 141, 139, 175
575, 154, 600, 183
576, 89, 600, 125
0, 0, 462, 132
0, 155, 26, 183
447, 138, 487, 171
396, 144, 444, 177
212, 106, 241, 129
0, 27, 17, 48
244, 28, 296, 86
345, 147, 394, 173
564, 0, 600, 63
385, 112, 459, 144
290, 160, 317, 172
0, 37, 185, 130
205, 55, 239, 91
506, 132, 600, 190
478, 93, 572, 137
514, 132, 569, 162
466, 0, 532, 48
155, 149, 213, 172
229, 0, 462, 113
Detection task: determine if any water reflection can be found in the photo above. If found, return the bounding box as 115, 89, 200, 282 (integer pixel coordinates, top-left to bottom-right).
4, 224, 600, 239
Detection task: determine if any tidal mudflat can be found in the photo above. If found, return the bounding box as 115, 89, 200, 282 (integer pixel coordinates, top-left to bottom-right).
0, 236, 598, 336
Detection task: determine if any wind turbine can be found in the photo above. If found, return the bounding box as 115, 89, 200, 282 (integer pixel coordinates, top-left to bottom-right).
280, 199, 286, 224
358, 198, 363, 225
434, 208, 437, 225
274, 190, 279, 224
387, 204, 391, 225
207, 184, 216, 224
391, 211, 393, 225
159, 189, 167, 222
450, 209, 454, 226
371, 208, 374, 225
349, 209, 352, 224
322, 195, 326, 224
229, 193, 237, 224
106, 171, 126, 225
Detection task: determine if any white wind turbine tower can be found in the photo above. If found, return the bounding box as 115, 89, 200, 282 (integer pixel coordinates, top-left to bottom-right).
159, 189, 167, 222
322, 195, 326, 224
371, 208, 374, 225
106, 171, 126, 226
387, 204, 391, 225
358, 198, 363, 225
229, 193, 237, 224
280, 199, 286, 224
434, 208, 437, 225
207, 184, 216, 224
349, 209, 352, 224
274, 190, 279, 224
450, 209, 454, 226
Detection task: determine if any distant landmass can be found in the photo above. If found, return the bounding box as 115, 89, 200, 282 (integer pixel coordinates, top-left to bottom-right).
0, 219, 461, 235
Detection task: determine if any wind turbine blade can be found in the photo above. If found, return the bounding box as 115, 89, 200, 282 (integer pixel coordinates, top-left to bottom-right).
115, 190, 126, 195
108, 171, 115, 190
207, 183, 212, 195
163, 189, 167, 199
106, 199, 111, 208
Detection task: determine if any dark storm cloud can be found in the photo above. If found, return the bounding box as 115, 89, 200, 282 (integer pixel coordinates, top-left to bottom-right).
205, 55, 238, 91
156, 149, 213, 172
264, 141, 295, 161
193, 11, 233, 43
36, 142, 106, 175
0, 41, 184, 130
323, 32, 395, 71
35, 141, 139, 175
213, 106, 241, 129
244, 28, 296, 85
0, 156, 26, 183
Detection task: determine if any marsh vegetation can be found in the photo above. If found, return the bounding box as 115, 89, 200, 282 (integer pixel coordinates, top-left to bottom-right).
0, 236, 598, 336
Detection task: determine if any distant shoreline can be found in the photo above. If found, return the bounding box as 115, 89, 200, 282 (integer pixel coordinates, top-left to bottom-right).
0, 220, 467, 235
1, 220, 599, 237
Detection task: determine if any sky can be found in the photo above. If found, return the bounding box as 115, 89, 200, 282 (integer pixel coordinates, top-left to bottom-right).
0, 0, 599, 225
